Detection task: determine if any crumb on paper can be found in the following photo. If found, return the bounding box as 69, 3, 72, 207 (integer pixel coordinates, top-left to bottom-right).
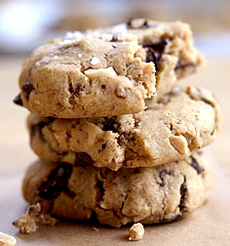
128, 223, 144, 241
0, 232, 17, 246
92, 227, 100, 232
12, 203, 57, 234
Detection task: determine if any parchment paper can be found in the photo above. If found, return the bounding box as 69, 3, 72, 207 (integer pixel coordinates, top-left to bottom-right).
0, 149, 230, 246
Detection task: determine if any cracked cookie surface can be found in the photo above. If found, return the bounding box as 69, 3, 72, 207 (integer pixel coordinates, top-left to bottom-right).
15, 18, 203, 118
88, 18, 204, 101
27, 86, 222, 171
22, 152, 212, 228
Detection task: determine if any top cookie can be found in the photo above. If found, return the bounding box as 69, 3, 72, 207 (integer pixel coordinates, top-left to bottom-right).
15, 19, 203, 118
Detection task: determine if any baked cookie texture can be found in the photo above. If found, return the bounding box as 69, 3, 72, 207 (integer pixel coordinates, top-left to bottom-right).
89, 18, 204, 100
27, 86, 222, 171
22, 152, 212, 228
15, 18, 203, 118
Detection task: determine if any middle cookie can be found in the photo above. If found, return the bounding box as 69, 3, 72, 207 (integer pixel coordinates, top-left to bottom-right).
28, 86, 222, 171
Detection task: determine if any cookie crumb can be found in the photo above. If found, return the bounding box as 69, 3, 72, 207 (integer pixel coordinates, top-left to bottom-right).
13, 203, 57, 234
0, 232, 17, 246
128, 223, 144, 241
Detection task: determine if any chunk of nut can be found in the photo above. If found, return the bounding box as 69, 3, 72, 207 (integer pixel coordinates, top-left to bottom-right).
169, 135, 190, 155
0, 232, 17, 246
84, 67, 117, 78
129, 223, 144, 241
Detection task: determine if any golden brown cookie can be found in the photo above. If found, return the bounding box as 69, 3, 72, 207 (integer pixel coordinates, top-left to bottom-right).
14, 19, 203, 118
27, 86, 222, 171
22, 152, 212, 228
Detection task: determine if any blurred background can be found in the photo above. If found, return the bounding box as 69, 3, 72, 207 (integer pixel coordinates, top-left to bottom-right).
0, 0, 230, 55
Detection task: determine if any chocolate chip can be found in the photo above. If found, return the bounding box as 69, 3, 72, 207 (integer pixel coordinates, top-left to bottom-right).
13, 93, 23, 106
179, 179, 187, 211
102, 143, 107, 150
127, 18, 133, 28
142, 20, 149, 28
30, 121, 46, 138
190, 156, 204, 174
74, 83, 83, 94
38, 163, 72, 200
102, 117, 118, 132
133, 168, 141, 174
159, 169, 173, 180
96, 179, 104, 202
169, 124, 177, 135
68, 82, 74, 94
175, 60, 196, 72
143, 39, 170, 72
69, 83, 84, 104
48, 117, 56, 122
75, 152, 94, 166
101, 84, 106, 91
146, 48, 158, 66
110, 35, 119, 42
22, 81, 34, 99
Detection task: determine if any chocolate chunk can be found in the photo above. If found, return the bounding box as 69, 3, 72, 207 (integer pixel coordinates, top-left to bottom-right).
133, 168, 141, 174
175, 60, 196, 72
30, 121, 46, 138
13, 93, 23, 106
102, 143, 107, 150
96, 179, 104, 202
179, 179, 187, 211
69, 83, 84, 104
22, 81, 34, 99
110, 35, 119, 42
102, 117, 118, 132
68, 82, 74, 94
159, 169, 173, 180
38, 163, 72, 200
101, 84, 106, 91
74, 83, 83, 94
75, 152, 94, 166
190, 156, 204, 174
48, 117, 56, 122
143, 39, 169, 71
127, 18, 134, 28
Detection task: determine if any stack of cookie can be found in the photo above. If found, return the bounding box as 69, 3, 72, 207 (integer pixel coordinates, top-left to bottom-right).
14, 19, 222, 230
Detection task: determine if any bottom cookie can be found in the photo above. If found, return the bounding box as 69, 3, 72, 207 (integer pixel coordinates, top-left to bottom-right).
22, 152, 212, 228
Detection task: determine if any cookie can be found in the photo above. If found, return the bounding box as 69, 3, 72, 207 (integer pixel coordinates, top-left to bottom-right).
14, 19, 203, 118
22, 152, 213, 228
88, 18, 204, 100
27, 86, 222, 171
